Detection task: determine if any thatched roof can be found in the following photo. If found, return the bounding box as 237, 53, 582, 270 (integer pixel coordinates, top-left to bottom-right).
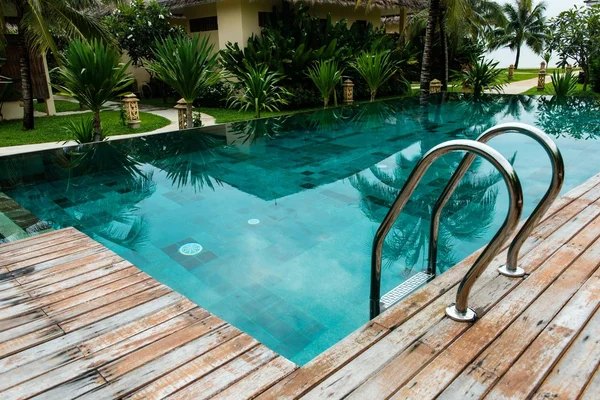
158, 0, 427, 11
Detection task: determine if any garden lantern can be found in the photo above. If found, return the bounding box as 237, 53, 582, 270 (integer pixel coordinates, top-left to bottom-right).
175, 98, 188, 129
342, 79, 354, 104
429, 79, 442, 94
566, 64, 573, 75
508, 65, 515, 81
537, 62, 547, 91
122, 94, 141, 129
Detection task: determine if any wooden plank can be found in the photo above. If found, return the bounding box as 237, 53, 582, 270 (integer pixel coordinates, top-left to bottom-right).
0, 232, 87, 263
167, 345, 278, 400
0, 291, 184, 373
29, 371, 107, 400
125, 334, 259, 400
45, 278, 159, 322
79, 325, 241, 399
533, 308, 600, 399
0, 236, 100, 269
78, 298, 197, 355
482, 269, 600, 399
58, 284, 172, 333
0, 314, 55, 343
98, 315, 225, 380
210, 356, 297, 400
6, 244, 106, 277
0, 308, 206, 392
258, 322, 388, 400
0, 324, 64, 359
32, 267, 143, 308
0, 228, 80, 253
18, 251, 120, 289
28, 261, 134, 298
0, 309, 47, 333
580, 365, 600, 400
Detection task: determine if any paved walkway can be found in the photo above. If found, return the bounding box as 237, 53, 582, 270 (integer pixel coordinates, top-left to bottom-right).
0, 98, 217, 157
501, 74, 551, 94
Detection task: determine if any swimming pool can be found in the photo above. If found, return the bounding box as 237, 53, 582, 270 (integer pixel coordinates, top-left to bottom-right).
1, 95, 599, 364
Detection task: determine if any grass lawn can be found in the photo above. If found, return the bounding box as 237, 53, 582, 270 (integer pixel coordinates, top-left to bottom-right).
34, 99, 83, 113
521, 83, 600, 99
0, 111, 170, 147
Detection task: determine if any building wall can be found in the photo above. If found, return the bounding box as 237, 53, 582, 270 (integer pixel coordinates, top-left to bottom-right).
308, 4, 382, 26
176, 2, 220, 50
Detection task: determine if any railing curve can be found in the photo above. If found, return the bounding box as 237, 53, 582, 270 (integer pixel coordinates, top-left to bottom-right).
370, 139, 524, 321
428, 123, 564, 279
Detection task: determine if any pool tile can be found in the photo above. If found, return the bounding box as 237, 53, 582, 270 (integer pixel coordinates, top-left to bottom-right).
265, 320, 296, 341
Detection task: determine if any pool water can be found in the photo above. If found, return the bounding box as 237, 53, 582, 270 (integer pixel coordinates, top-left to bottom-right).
1, 95, 599, 365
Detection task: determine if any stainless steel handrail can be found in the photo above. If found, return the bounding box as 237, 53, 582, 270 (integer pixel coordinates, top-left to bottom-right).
370, 139, 524, 321
428, 123, 564, 279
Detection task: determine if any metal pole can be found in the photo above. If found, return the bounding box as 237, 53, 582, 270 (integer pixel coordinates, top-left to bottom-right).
428, 123, 564, 279
370, 139, 524, 321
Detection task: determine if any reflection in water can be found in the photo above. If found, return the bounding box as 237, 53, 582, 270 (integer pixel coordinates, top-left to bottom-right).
536, 97, 600, 140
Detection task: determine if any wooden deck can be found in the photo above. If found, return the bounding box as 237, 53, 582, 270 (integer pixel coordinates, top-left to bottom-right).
2, 173, 600, 399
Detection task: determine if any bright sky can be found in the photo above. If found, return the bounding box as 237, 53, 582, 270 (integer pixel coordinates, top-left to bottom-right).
488, 0, 586, 68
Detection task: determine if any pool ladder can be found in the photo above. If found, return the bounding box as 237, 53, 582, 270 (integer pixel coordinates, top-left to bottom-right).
370, 123, 565, 322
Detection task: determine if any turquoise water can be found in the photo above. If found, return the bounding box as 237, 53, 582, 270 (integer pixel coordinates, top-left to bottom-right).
1, 95, 599, 365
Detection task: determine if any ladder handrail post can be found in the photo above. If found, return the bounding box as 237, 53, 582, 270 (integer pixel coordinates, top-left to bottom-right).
370, 139, 524, 320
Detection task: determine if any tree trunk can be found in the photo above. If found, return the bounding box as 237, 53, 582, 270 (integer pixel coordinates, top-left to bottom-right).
255, 98, 260, 119
514, 46, 521, 70
420, 0, 441, 104
370, 90, 376, 102
93, 111, 102, 142
186, 103, 193, 128
439, 9, 449, 91
17, 26, 34, 130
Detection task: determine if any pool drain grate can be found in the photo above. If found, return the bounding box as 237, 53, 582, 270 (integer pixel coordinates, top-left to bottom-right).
178, 243, 203, 256
380, 271, 435, 311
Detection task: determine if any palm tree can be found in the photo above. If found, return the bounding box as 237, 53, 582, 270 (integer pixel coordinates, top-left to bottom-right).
56, 39, 134, 142
491, 0, 547, 69
306, 60, 343, 108
352, 50, 399, 102
1, 0, 108, 130
148, 35, 221, 128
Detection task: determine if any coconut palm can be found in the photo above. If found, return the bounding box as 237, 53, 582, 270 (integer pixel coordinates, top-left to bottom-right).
55, 39, 134, 142
306, 60, 343, 109
490, 0, 547, 69
0, 0, 109, 130
148, 35, 221, 129
227, 63, 289, 118
352, 50, 399, 102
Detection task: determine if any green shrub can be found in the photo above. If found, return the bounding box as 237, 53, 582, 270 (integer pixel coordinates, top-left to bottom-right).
455, 57, 506, 97
286, 86, 322, 109
351, 50, 399, 102
551, 70, 578, 98
591, 59, 600, 93
307, 60, 343, 108
227, 63, 289, 118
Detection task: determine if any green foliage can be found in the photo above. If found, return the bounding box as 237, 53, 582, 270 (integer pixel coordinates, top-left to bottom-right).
307, 60, 343, 108
490, 0, 547, 68
148, 35, 221, 128
105, 0, 186, 67
148, 35, 221, 103
351, 51, 400, 102
64, 115, 99, 144
547, 5, 600, 90
456, 57, 506, 96
550, 70, 578, 99
591, 58, 600, 93
55, 38, 134, 141
227, 63, 289, 118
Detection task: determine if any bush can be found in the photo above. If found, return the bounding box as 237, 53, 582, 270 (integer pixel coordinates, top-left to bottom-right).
286, 86, 322, 109
195, 81, 233, 108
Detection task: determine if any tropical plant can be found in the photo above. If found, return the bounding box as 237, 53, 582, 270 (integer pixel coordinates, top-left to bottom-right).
55, 39, 134, 142
63, 115, 100, 144
105, 0, 186, 67
306, 60, 343, 108
490, 0, 547, 69
546, 5, 600, 91
550, 70, 578, 99
227, 63, 289, 118
352, 50, 399, 102
148, 35, 221, 129
1, 0, 110, 130
455, 57, 506, 96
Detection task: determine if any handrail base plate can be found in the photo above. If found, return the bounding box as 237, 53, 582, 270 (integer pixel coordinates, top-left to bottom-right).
445, 304, 477, 322
498, 264, 526, 278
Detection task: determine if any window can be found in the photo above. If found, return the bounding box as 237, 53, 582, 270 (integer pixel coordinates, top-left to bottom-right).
258, 12, 272, 28
189, 16, 218, 32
